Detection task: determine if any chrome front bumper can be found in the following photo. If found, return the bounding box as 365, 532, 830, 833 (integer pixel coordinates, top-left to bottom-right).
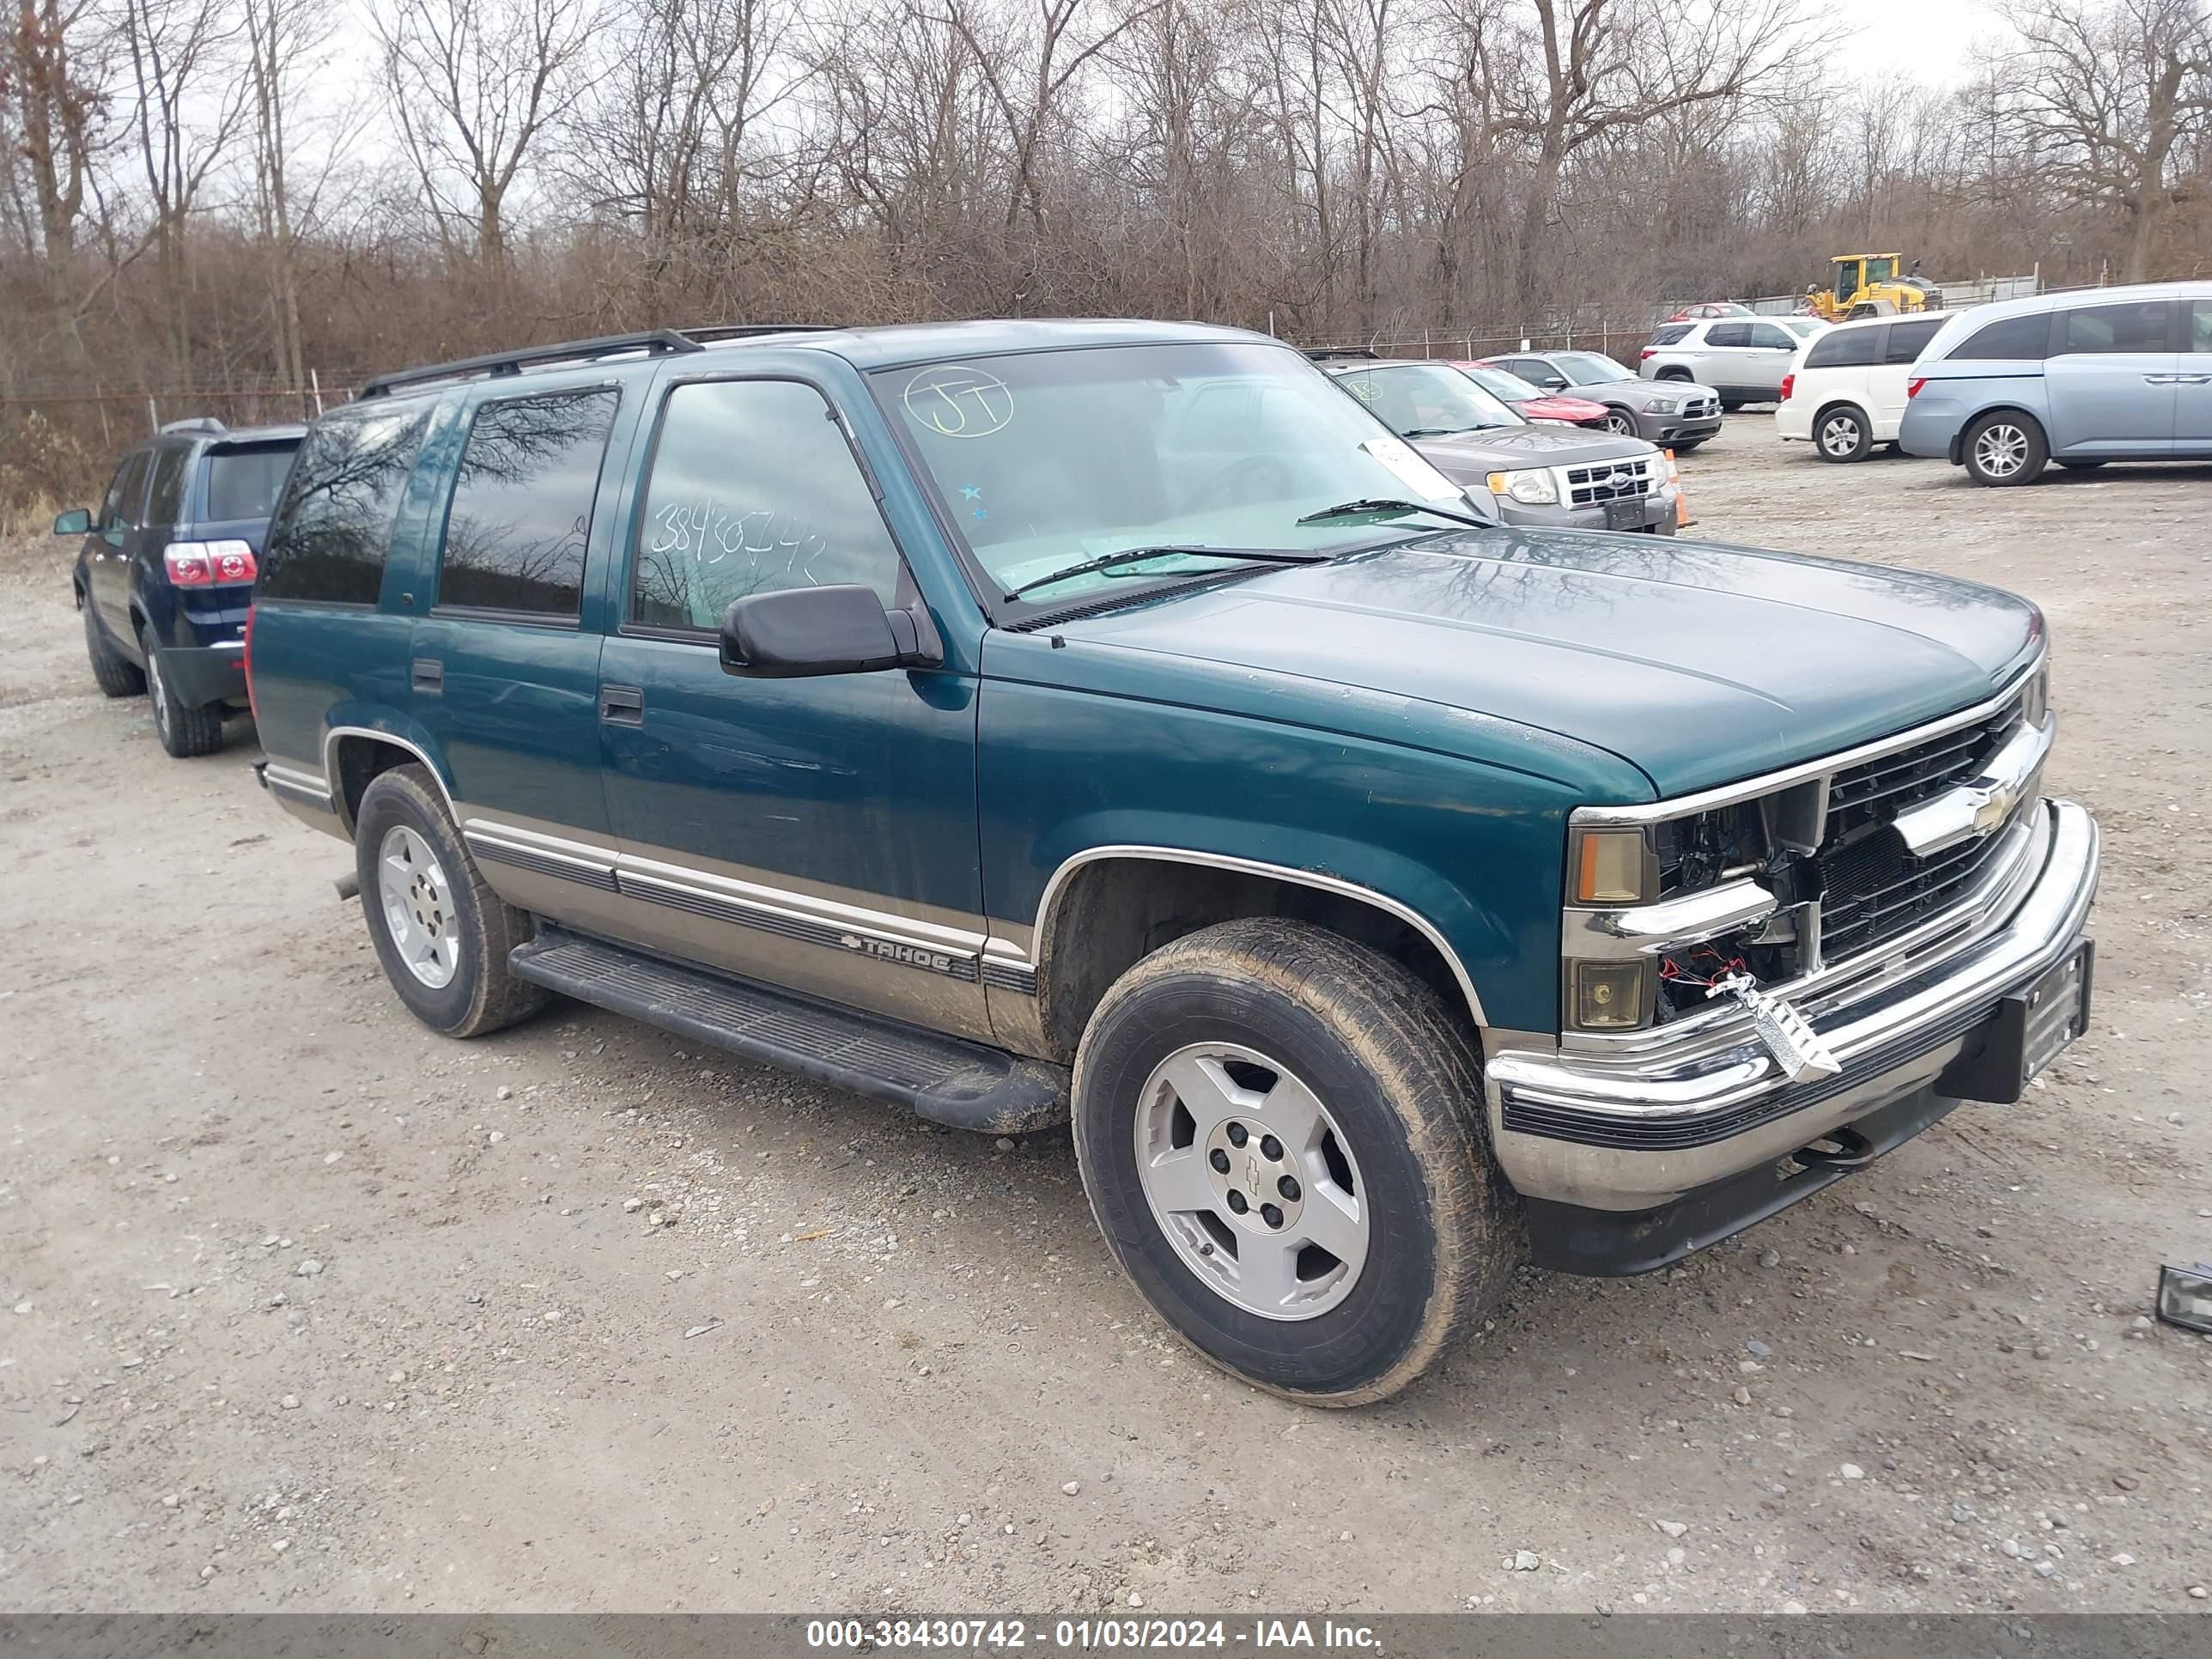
1486, 798, 2100, 1211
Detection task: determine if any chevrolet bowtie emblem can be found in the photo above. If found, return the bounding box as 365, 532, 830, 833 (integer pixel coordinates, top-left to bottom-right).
1970, 784, 2015, 835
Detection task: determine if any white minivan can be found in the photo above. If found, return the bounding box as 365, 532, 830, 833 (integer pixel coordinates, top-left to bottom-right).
1776, 311, 1953, 461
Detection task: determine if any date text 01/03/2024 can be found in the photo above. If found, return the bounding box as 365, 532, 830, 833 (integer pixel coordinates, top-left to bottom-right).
802, 1619, 1382, 1650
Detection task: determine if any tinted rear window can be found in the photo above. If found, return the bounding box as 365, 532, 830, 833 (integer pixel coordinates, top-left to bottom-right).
258, 404, 431, 605
1884, 317, 1945, 364
1954, 313, 2051, 362
435, 387, 618, 618
1807, 328, 1882, 368
1705, 323, 1753, 348
1647, 324, 1692, 347
205, 441, 301, 522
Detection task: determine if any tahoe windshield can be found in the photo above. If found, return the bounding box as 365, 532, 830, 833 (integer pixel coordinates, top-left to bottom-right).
871, 342, 1473, 606
1328, 363, 1522, 438
1552, 353, 1633, 387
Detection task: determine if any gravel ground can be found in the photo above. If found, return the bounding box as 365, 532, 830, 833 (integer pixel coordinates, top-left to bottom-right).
2, 420, 2209, 1615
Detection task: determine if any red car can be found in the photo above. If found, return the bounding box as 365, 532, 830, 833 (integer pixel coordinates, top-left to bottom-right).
1665, 301, 1754, 321
1450, 362, 1610, 428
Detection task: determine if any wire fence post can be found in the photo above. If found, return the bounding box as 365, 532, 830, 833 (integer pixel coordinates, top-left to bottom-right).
309, 368, 324, 416
145, 396, 159, 434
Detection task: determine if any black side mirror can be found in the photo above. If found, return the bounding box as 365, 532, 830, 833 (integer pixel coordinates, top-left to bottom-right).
720, 584, 939, 678
52, 507, 91, 537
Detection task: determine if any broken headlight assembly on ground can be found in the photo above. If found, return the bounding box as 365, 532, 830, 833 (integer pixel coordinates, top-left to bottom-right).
2156, 1262, 2212, 1334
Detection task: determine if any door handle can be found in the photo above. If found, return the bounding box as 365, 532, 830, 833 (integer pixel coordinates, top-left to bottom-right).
599, 684, 644, 725
2142, 374, 2179, 385
411, 657, 444, 694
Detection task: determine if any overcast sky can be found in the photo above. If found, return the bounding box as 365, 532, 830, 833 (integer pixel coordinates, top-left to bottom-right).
1832, 0, 2004, 82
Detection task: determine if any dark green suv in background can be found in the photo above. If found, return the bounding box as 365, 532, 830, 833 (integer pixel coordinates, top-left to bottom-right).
248, 319, 2099, 1405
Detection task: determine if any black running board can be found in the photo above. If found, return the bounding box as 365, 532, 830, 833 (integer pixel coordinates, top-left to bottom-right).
508, 928, 1068, 1135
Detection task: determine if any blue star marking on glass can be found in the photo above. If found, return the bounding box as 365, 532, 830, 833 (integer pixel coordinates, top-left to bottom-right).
959, 484, 981, 501
972, 507, 989, 520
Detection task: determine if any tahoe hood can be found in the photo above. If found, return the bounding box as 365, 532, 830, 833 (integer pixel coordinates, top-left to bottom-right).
1032, 529, 2042, 801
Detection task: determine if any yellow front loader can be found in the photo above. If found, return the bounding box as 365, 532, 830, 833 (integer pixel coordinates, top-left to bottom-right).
1802, 253, 1942, 321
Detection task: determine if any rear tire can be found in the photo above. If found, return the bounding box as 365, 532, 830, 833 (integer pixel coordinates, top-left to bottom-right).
354, 764, 548, 1038
141, 623, 225, 757
82, 601, 144, 697
1072, 917, 1523, 1406
1961, 411, 2048, 486
1814, 404, 1873, 463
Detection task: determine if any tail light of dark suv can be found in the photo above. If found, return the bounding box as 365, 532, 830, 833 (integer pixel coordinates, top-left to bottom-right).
164, 540, 258, 586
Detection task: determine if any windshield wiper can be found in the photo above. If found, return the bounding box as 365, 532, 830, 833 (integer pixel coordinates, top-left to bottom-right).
1296, 497, 1492, 529
1401, 425, 1502, 439
1003, 545, 1328, 602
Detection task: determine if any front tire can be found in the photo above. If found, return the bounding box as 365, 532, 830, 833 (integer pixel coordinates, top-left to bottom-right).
1601, 409, 1638, 436
354, 764, 547, 1037
83, 601, 144, 697
141, 623, 225, 757
1073, 918, 1522, 1406
1961, 411, 2048, 486
1814, 404, 1872, 463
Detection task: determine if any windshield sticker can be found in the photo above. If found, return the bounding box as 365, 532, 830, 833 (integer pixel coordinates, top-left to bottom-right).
903, 368, 1013, 439
1359, 435, 1466, 501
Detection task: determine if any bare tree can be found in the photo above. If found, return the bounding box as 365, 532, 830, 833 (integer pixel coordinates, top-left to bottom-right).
373, 0, 593, 276
116, 0, 244, 369
2, 0, 106, 262
1996, 0, 2212, 281
1467, 0, 1808, 313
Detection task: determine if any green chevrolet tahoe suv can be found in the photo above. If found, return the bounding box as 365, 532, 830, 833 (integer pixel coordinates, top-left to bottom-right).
249, 319, 2100, 1406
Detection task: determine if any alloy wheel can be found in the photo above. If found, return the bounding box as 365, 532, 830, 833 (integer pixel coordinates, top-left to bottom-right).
1973, 422, 2029, 478
377, 823, 461, 988
1132, 1041, 1369, 1320
1819, 415, 1863, 458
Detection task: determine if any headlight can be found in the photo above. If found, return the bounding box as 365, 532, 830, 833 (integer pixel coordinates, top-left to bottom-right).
2021, 664, 2050, 729
1485, 467, 1558, 505
1643, 397, 1679, 415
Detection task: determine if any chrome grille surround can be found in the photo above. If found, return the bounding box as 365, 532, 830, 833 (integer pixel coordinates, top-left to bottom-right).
1557, 455, 1659, 507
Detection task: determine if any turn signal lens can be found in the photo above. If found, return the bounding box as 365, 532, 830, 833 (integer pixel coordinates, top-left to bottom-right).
1572, 959, 1650, 1030
1574, 828, 1650, 904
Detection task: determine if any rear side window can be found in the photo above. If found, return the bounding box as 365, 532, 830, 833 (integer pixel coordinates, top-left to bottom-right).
2053, 299, 2172, 356
1647, 324, 1692, 347
1704, 323, 1752, 348
101, 450, 152, 530
258, 403, 432, 605
435, 387, 620, 619
1953, 313, 2052, 362
147, 447, 189, 526
1884, 318, 1945, 364
631, 379, 902, 630
204, 441, 301, 521
1807, 328, 1882, 369
2191, 299, 2212, 354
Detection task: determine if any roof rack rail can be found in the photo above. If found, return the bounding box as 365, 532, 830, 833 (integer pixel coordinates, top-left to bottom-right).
1304, 347, 1379, 362
160, 416, 227, 435
356, 323, 838, 399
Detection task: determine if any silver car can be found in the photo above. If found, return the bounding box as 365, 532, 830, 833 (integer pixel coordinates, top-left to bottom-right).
1638, 317, 1827, 407
1479, 350, 1723, 450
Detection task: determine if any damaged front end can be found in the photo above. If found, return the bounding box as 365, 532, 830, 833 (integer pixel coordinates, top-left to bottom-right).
1558, 662, 2052, 1045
